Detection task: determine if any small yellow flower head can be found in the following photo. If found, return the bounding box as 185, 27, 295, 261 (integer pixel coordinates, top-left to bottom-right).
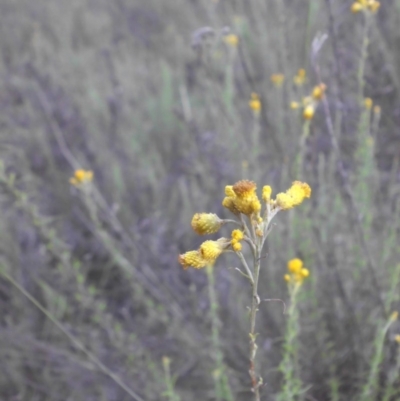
179, 250, 208, 270
232, 241, 242, 252
351, 2, 364, 12
390, 311, 399, 322
303, 104, 315, 120
262, 185, 272, 202
233, 180, 261, 215
373, 105, 381, 115
290, 101, 300, 110
367, 0, 380, 13
69, 169, 93, 186
286, 258, 310, 284
233, 180, 257, 198
294, 69, 306, 86
191, 213, 223, 235
162, 356, 171, 368
395, 334, 400, 344
231, 229, 244, 241
288, 258, 303, 273
249, 93, 262, 113
276, 181, 312, 210
364, 97, 373, 110
271, 74, 285, 87
224, 34, 239, 47
200, 238, 228, 263
312, 84, 327, 100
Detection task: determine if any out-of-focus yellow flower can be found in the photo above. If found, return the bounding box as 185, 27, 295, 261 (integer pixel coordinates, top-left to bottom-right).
390, 311, 399, 322
364, 97, 373, 110
351, 2, 364, 12
69, 169, 93, 186
290, 101, 300, 110
223, 180, 261, 216
373, 105, 381, 115
294, 69, 306, 86
179, 250, 208, 270
249, 92, 262, 113
303, 104, 315, 120
271, 74, 285, 87
351, 0, 380, 13
312, 83, 327, 100
276, 181, 312, 210
288, 258, 303, 273
191, 213, 223, 235
395, 334, 400, 344
224, 34, 239, 47
285, 258, 310, 284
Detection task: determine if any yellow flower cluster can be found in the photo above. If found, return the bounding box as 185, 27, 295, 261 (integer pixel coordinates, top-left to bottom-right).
275, 181, 312, 210
284, 258, 310, 284
231, 229, 244, 252
179, 180, 311, 270
351, 0, 380, 14
69, 169, 93, 186
291, 83, 327, 120
191, 213, 223, 235
249, 93, 261, 113
224, 34, 239, 47
179, 238, 230, 270
223, 180, 261, 216
293, 69, 306, 86
271, 73, 285, 87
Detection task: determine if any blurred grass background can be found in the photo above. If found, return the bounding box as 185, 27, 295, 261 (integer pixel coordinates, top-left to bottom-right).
0, 0, 400, 400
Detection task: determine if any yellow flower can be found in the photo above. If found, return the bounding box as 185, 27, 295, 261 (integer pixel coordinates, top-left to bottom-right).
364, 97, 373, 110
262, 185, 272, 202
294, 69, 306, 86
249, 93, 261, 113
390, 311, 399, 322
286, 258, 310, 284
351, 2, 364, 12
367, 0, 380, 13
395, 335, 400, 344
223, 180, 261, 216
191, 213, 223, 235
232, 241, 242, 252
69, 169, 93, 186
231, 229, 244, 241
271, 74, 285, 87
351, 0, 380, 13
288, 258, 303, 273
312, 84, 327, 100
290, 101, 300, 110
200, 239, 228, 263
276, 181, 312, 210
224, 34, 239, 47
179, 250, 208, 270
303, 104, 315, 120
231, 230, 244, 252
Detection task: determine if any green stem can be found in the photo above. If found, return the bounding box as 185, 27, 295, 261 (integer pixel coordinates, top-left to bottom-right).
248, 246, 261, 401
